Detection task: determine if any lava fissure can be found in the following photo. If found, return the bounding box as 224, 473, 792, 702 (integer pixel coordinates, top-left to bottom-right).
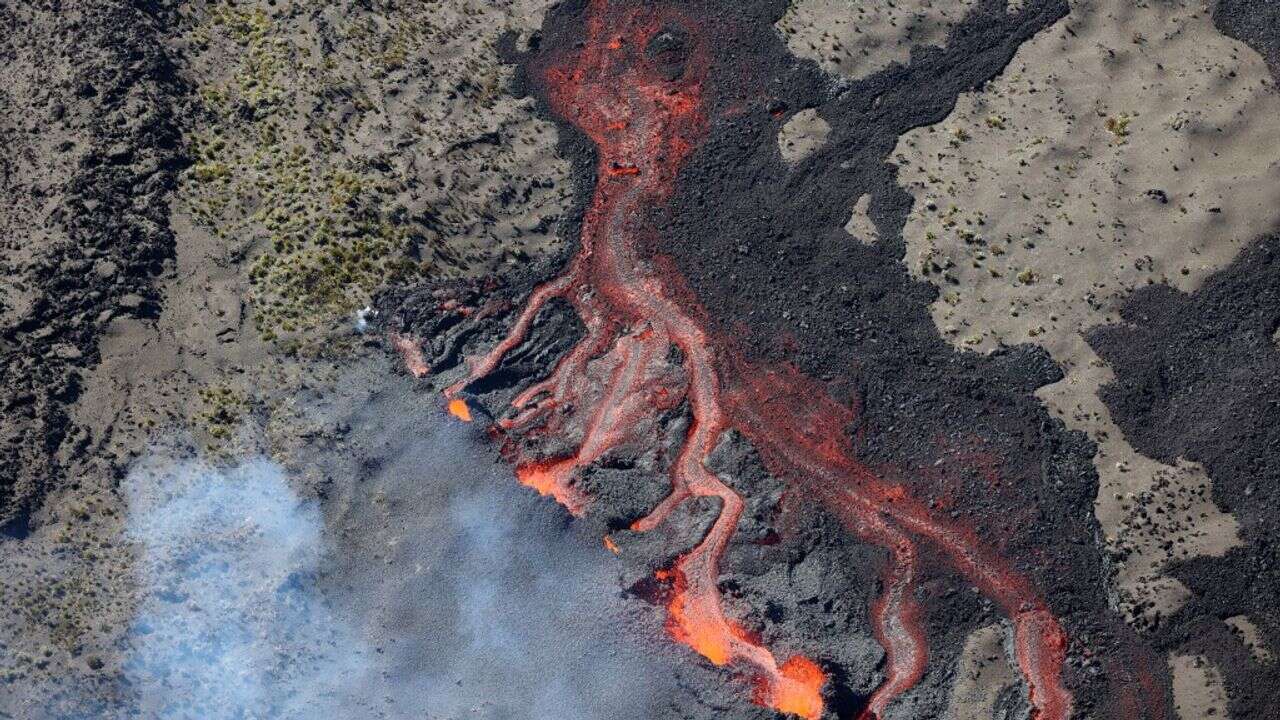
429, 2, 1073, 719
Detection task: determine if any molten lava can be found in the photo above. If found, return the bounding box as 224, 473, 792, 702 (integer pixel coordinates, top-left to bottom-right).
603, 534, 621, 554
764, 656, 827, 720
422, 1, 1075, 718
515, 457, 588, 515
447, 398, 472, 422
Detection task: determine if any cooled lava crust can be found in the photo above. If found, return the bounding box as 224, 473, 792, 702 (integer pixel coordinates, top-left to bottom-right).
374, 0, 1267, 718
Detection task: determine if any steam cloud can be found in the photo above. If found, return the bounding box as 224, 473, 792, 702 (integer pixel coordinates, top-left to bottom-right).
119, 422, 676, 719
412, 478, 675, 720
122, 456, 370, 719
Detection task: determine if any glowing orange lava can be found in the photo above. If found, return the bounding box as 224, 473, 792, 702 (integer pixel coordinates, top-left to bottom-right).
422, 2, 1075, 718
447, 398, 473, 422
761, 656, 827, 720
515, 457, 587, 515
725, 363, 1072, 720
661, 566, 735, 666
661, 566, 825, 716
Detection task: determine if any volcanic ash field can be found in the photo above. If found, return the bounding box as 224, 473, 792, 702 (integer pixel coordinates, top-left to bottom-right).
3, 1, 1280, 719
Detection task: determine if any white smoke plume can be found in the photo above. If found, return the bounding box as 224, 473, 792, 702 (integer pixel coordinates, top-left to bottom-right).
118, 419, 679, 720
122, 456, 371, 719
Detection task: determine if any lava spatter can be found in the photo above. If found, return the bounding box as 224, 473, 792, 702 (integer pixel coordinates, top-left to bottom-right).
426, 1, 1072, 718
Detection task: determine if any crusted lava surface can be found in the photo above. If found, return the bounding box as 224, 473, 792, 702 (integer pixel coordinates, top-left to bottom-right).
375, 1, 1269, 718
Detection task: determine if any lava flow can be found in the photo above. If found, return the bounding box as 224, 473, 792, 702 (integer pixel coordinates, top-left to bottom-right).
427, 1, 1074, 718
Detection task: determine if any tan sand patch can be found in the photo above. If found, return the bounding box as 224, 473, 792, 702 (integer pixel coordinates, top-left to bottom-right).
893, 0, 1280, 624
778, 107, 831, 164
1225, 615, 1275, 665
844, 194, 880, 245
777, 0, 980, 81
1170, 653, 1230, 720
945, 624, 1018, 720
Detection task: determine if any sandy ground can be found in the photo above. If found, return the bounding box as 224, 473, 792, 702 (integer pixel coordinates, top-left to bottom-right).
945, 624, 1019, 720
893, 0, 1280, 714
0, 1, 572, 716
778, 0, 982, 81
778, 108, 832, 165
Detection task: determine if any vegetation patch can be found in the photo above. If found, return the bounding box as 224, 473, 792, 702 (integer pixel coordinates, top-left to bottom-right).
197, 385, 247, 441
180, 2, 431, 350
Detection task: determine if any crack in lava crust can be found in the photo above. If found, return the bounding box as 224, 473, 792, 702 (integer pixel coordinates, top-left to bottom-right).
435, 2, 1072, 718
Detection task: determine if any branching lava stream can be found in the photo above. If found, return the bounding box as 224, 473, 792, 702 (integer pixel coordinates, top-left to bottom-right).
431, 2, 1073, 718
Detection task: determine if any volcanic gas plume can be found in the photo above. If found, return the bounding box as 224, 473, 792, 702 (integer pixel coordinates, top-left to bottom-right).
416, 1, 1072, 718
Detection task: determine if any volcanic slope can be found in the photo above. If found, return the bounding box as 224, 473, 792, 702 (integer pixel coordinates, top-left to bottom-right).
896, 0, 1280, 628
385, 0, 1196, 718
0, 1, 579, 717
